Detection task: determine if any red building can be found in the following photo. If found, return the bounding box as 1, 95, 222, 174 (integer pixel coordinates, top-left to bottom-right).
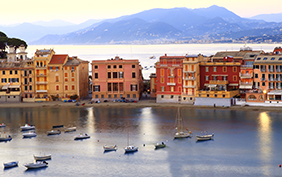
155, 54, 184, 103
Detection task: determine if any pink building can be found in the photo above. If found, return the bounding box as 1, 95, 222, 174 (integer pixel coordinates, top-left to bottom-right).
91, 56, 143, 101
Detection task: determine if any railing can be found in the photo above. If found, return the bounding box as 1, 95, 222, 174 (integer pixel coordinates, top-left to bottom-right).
167, 83, 176, 86
240, 82, 252, 85
260, 78, 266, 81
261, 69, 266, 72
241, 65, 253, 68
240, 73, 252, 78
183, 85, 196, 88
183, 77, 195, 80
183, 70, 196, 73
36, 81, 48, 84
209, 80, 229, 85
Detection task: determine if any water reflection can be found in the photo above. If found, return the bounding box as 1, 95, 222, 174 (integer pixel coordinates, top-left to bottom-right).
258, 112, 272, 176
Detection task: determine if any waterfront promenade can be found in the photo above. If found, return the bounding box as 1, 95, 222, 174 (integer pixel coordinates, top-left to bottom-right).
1, 99, 282, 112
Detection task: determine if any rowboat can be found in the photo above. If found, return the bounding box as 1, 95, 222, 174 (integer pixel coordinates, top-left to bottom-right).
196, 132, 214, 141
74, 133, 90, 140
34, 154, 51, 161
4, 161, 18, 168
22, 131, 36, 138
47, 129, 61, 135
64, 126, 76, 132
20, 124, 35, 131
103, 145, 117, 151
24, 161, 48, 169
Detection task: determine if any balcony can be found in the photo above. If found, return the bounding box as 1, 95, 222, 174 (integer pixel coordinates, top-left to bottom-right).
260, 78, 266, 81
36, 90, 47, 93
240, 81, 252, 85
260, 69, 266, 72
183, 77, 195, 80
167, 83, 176, 86
37, 74, 47, 77
240, 73, 252, 78
183, 70, 196, 73
183, 85, 196, 88
269, 78, 275, 82
168, 75, 175, 78
241, 65, 253, 68
276, 69, 281, 72
269, 68, 274, 72
36, 81, 48, 85
209, 80, 229, 85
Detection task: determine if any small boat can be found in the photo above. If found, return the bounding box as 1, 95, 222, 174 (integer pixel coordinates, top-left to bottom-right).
34, 154, 51, 161
196, 132, 214, 141
64, 126, 76, 132
125, 145, 138, 153
52, 125, 64, 129
20, 124, 35, 131
174, 108, 192, 139
74, 133, 90, 140
149, 56, 156, 59
103, 145, 117, 151
0, 123, 6, 128
155, 142, 166, 149
24, 161, 48, 169
0, 134, 12, 141
22, 131, 37, 138
47, 129, 61, 135
4, 161, 18, 168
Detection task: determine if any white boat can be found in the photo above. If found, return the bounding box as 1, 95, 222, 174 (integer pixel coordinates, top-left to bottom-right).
0, 123, 6, 128
47, 129, 61, 135
103, 145, 117, 151
24, 161, 48, 169
23, 131, 37, 138
4, 161, 18, 168
20, 124, 35, 131
174, 108, 192, 139
74, 133, 90, 140
34, 154, 51, 161
196, 132, 214, 141
149, 56, 156, 59
155, 142, 166, 149
125, 145, 138, 153
0, 134, 12, 141
64, 126, 76, 132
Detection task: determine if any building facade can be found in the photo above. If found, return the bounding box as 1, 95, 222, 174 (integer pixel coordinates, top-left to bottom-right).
91, 56, 143, 101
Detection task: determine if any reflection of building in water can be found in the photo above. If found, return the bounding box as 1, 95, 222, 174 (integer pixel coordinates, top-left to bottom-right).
258, 112, 272, 176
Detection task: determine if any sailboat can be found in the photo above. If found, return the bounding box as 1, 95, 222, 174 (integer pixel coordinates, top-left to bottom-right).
174, 108, 192, 139
125, 129, 138, 153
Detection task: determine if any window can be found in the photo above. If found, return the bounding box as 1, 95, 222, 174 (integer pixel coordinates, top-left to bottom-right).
132, 72, 136, 78
113, 83, 118, 91
65, 85, 68, 90
56, 85, 59, 90
56, 66, 59, 71
213, 67, 216, 72
29, 85, 32, 90
262, 82, 265, 86
114, 94, 117, 98
101, 95, 104, 98
113, 65, 117, 69
207, 94, 209, 97
65, 73, 68, 77
107, 65, 111, 69
24, 70, 27, 76
95, 73, 98, 79
119, 65, 122, 68
279, 58, 282, 60
223, 76, 227, 81
25, 86, 28, 91
72, 85, 75, 90
108, 72, 111, 79
15, 70, 18, 74
24, 78, 27, 84
257, 57, 261, 60
108, 83, 111, 91
132, 65, 135, 68
94, 65, 98, 69
233, 76, 237, 81
171, 95, 173, 99
223, 95, 225, 98
161, 87, 164, 92
119, 72, 123, 78
29, 70, 32, 74
131, 85, 137, 91
56, 76, 59, 82
233, 67, 237, 72
127, 94, 130, 98
213, 76, 217, 81
95, 95, 98, 98
109, 95, 111, 98
161, 95, 164, 98
255, 73, 258, 78
205, 76, 209, 81
133, 94, 136, 98
223, 67, 227, 72
113, 72, 117, 78
263, 57, 267, 60
271, 57, 275, 60
10, 70, 12, 75
161, 78, 164, 83
94, 85, 100, 92
205, 67, 209, 72
161, 69, 164, 76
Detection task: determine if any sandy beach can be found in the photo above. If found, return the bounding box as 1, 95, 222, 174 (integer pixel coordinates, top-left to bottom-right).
0, 99, 282, 113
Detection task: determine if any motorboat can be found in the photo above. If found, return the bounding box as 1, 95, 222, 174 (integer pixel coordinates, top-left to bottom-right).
103, 145, 117, 151
34, 154, 51, 161
20, 124, 35, 131
155, 142, 166, 149
24, 161, 48, 169
125, 146, 138, 153
196, 132, 214, 141
4, 161, 18, 168
22, 131, 37, 138
0, 134, 12, 141
174, 108, 192, 139
47, 129, 61, 135
74, 133, 90, 140
64, 126, 76, 132
0, 123, 6, 128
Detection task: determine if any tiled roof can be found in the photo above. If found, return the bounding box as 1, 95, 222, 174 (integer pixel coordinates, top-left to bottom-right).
49, 54, 68, 64
254, 55, 282, 64
160, 56, 185, 59
64, 57, 81, 66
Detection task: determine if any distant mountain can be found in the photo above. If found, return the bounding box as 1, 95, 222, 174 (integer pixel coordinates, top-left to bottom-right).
251, 13, 282, 23
32, 20, 75, 27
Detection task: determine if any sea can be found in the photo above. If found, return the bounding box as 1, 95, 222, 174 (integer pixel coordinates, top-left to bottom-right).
25, 43, 280, 79
1, 106, 282, 177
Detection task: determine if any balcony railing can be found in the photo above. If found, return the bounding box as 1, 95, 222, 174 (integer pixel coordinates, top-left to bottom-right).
261, 69, 266, 72
183, 77, 195, 80
240, 82, 252, 85
183, 85, 196, 88
36, 81, 48, 84
241, 65, 253, 68
260, 78, 266, 81
183, 70, 196, 73
209, 80, 229, 85
240, 73, 252, 78
167, 83, 176, 86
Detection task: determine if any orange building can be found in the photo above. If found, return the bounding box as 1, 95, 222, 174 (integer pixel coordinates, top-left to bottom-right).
149, 73, 157, 98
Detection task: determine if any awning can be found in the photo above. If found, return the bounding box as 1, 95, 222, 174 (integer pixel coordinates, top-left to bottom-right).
8, 85, 20, 88
239, 85, 252, 89
208, 84, 217, 87
229, 83, 239, 86
267, 90, 282, 95
1, 86, 8, 89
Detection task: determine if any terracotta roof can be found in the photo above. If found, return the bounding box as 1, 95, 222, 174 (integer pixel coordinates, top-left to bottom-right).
160, 56, 185, 59
49, 54, 68, 64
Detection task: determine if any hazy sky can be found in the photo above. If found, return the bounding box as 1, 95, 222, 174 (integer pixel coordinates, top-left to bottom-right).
1, 0, 282, 25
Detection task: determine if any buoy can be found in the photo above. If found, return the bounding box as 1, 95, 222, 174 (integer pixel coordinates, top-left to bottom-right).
100, 131, 101, 133
279, 164, 281, 168
72, 156, 74, 158
143, 144, 145, 146
98, 140, 99, 142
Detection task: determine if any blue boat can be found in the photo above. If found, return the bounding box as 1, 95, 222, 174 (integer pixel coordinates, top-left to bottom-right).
4, 161, 18, 168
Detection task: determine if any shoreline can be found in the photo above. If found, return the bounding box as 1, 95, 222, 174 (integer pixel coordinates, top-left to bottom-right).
1, 100, 282, 113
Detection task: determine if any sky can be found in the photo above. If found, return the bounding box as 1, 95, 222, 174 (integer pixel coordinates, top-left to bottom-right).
1, 0, 282, 25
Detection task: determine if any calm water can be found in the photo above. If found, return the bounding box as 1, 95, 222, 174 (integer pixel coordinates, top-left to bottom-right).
1, 107, 282, 176
26, 44, 279, 79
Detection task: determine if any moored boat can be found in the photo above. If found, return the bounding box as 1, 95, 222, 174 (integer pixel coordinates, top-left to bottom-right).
34, 154, 51, 161
196, 132, 214, 141
74, 133, 90, 140
103, 145, 117, 151
174, 108, 192, 139
20, 124, 35, 131
22, 131, 37, 138
24, 161, 48, 169
47, 129, 61, 135
64, 126, 76, 132
125, 145, 138, 153
4, 161, 18, 168
0, 134, 12, 141
155, 142, 166, 149
0, 123, 6, 128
